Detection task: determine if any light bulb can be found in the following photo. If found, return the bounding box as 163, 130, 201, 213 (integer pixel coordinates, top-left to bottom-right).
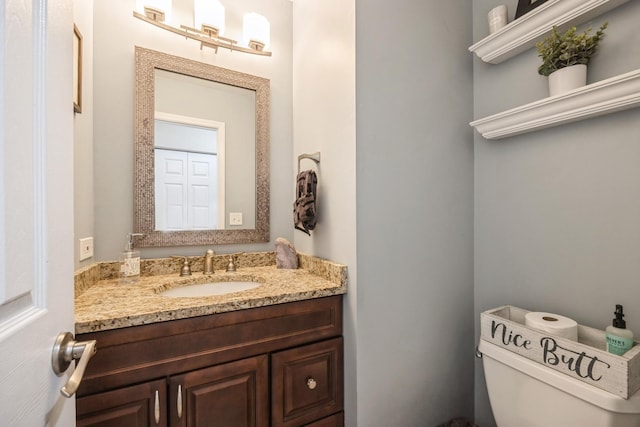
243, 12, 270, 51
194, 0, 225, 37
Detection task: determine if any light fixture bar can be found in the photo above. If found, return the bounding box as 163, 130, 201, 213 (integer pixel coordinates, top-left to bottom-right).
180, 24, 237, 45
133, 10, 272, 57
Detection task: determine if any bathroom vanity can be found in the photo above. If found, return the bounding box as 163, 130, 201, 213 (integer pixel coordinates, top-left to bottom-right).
73, 254, 347, 427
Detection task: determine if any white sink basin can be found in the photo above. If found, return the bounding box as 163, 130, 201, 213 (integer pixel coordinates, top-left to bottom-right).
160, 281, 261, 297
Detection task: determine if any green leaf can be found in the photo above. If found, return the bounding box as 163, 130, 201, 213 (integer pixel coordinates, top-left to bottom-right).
536, 22, 608, 76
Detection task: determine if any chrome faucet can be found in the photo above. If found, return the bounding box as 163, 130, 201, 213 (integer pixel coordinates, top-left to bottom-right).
204, 249, 215, 275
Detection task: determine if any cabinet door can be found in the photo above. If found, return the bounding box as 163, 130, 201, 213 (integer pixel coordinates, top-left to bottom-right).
77, 379, 167, 427
169, 355, 269, 427
272, 338, 344, 427
304, 412, 344, 427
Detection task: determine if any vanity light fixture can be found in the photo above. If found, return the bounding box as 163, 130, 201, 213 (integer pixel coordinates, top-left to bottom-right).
133, 1, 272, 57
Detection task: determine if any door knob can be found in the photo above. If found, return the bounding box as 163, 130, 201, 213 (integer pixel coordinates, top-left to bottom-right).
51, 332, 97, 398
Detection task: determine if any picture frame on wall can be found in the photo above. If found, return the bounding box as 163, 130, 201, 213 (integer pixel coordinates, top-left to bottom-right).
515, 0, 550, 19
73, 24, 83, 114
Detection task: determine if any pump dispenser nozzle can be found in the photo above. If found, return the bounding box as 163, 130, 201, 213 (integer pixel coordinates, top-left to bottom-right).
613, 304, 626, 329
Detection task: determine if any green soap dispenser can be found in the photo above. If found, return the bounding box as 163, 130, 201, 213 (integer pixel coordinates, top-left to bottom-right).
121, 233, 143, 283
605, 304, 634, 356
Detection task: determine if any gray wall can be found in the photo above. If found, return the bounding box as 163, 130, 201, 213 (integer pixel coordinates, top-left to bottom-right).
473, 1, 640, 425
356, 1, 474, 425
73, 0, 94, 269
92, 0, 292, 261
291, 0, 357, 424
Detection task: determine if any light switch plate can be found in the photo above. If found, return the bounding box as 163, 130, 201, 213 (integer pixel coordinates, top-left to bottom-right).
229, 212, 243, 226
79, 237, 94, 261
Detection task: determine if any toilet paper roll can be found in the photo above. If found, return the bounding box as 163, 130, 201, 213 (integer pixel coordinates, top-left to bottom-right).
524, 312, 578, 341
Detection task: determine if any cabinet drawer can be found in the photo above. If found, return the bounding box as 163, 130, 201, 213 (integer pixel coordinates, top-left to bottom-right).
271, 338, 343, 427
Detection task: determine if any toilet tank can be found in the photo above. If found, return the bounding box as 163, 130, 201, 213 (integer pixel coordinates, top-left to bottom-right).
479, 340, 640, 427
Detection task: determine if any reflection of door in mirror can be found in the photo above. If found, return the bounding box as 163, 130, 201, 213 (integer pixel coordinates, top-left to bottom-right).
154, 113, 225, 231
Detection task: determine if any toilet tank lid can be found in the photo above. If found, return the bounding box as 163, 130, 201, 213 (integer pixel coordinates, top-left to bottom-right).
479, 340, 640, 414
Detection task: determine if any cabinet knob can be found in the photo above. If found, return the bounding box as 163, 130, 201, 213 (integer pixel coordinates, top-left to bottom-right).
306, 377, 317, 390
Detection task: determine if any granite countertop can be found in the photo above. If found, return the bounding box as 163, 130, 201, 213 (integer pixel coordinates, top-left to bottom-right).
74, 253, 348, 334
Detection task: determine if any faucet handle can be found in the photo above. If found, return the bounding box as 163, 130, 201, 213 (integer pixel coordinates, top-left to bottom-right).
226, 253, 244, 272
226, 255, 236, 272
171, 256, 192, 276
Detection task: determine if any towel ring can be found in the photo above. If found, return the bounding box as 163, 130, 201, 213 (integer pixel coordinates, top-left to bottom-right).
297, 152, 320, 175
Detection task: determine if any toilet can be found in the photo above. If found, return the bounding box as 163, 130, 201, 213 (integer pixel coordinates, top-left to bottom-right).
479, 339, 640, 427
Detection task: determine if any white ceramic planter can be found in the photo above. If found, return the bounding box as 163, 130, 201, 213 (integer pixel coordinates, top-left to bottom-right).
548, 64, 587, 96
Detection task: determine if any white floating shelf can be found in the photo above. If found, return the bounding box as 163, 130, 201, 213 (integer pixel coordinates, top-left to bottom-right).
470, 69, 640, 140
469, 0, 629, 64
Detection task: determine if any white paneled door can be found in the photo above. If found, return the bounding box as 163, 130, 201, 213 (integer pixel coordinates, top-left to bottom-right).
0, 0, 76, 425
188, 153, 218, 229
155, 149, 219, 230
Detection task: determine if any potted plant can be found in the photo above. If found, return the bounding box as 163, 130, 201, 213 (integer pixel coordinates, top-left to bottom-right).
536, 22, 608, 96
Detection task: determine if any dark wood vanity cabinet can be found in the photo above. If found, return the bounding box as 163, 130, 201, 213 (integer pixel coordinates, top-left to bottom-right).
76, 296, 344, 427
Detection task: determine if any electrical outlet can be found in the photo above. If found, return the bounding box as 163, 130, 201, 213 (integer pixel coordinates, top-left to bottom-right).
79, 237, 94, 261
229, 212, 243, 226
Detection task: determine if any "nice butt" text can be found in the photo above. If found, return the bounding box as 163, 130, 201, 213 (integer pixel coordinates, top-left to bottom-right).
490, 320, 610, 382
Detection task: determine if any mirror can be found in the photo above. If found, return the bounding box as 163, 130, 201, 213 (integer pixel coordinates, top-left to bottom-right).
134, 46, 270, 247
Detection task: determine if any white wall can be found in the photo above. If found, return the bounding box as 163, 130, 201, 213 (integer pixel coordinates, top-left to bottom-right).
73, 0, 94, 269
356, 1, 474, 425
473, 1, 640, 425
92, 0, 293, 260
292, 0, 357, 424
